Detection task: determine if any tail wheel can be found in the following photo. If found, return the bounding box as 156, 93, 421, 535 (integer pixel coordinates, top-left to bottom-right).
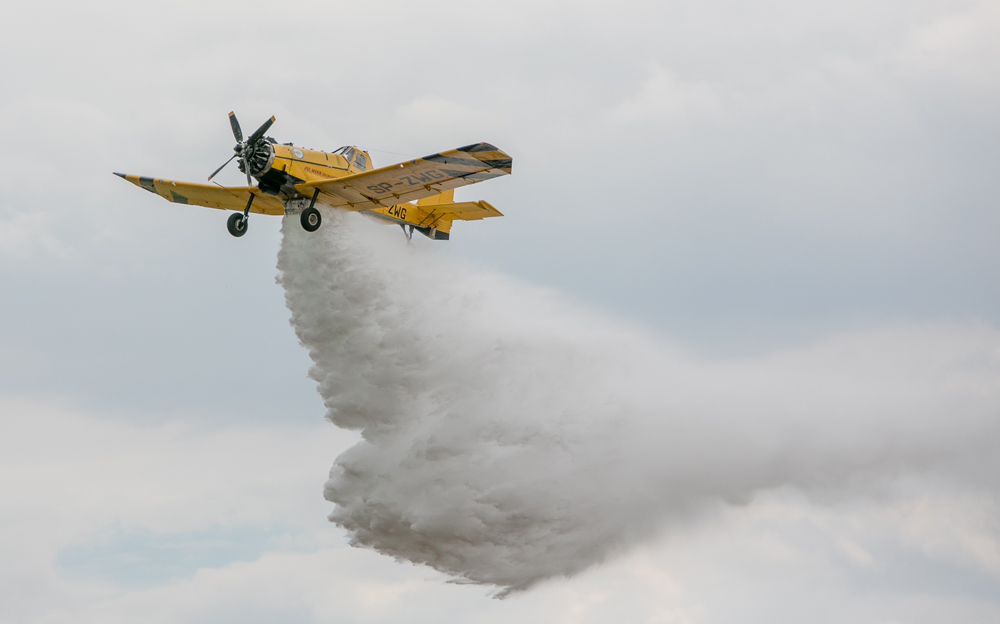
301, 207, 321, 232
227, 212, 248, 237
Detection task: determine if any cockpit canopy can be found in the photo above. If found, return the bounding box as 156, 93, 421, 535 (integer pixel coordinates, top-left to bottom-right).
332, 146, 369, 172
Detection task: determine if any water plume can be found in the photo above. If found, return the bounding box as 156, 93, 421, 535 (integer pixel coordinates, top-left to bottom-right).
276, 208, 1000, 596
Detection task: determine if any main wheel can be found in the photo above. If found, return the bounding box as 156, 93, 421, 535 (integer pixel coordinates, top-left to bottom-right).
301, 207, 321, 232
227, 212, 248, 237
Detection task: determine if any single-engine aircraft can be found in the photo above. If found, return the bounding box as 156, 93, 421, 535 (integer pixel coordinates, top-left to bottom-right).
115, 113, 512, 240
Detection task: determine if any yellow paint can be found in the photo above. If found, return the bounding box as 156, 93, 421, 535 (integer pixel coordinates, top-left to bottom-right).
116, 118, 511, 240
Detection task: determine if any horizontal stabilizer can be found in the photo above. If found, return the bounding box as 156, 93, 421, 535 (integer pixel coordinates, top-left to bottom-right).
366, 198, 502, 240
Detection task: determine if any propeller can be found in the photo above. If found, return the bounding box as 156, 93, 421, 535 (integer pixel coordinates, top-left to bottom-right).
207, 112, 276, 184
207, 153, 237, 181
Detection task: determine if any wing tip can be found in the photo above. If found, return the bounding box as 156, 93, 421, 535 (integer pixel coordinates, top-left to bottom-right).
113, 172, 126, 178
480, 201, 503, 217
458, 142, 499, 153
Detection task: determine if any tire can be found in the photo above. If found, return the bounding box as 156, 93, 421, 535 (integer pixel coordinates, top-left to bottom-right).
301, 207, 321, 232
227, 212, 248, 237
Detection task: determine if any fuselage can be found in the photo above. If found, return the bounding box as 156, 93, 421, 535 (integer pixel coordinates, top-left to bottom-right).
240, 141, 457, 236
245, 141, 372, 198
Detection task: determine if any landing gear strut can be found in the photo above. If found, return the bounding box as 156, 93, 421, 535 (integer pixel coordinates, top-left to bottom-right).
228, 192, 254, 237
301, 189, 321, 232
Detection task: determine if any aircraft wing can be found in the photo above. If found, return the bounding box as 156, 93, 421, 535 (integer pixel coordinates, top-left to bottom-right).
295, 142, 512, 212
114, 173, 286, 215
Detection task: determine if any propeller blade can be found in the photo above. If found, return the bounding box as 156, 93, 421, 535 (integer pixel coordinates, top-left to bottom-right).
207, 153, 237, 181
246, 116, 275, 145
228, 111, 243, 143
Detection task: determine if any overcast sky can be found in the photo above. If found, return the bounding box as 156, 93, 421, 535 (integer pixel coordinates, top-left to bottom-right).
1, 1, 999, 622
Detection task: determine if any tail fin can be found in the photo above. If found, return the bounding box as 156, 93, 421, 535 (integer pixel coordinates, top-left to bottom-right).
417, 189, 455, 207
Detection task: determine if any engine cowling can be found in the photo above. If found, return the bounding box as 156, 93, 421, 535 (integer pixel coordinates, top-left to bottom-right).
238, 139, 274, 177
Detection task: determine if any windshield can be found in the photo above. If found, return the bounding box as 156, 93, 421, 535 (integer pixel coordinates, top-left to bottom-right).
332, 146, 355, 163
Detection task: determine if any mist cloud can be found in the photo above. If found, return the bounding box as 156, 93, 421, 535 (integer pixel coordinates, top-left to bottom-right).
277, 209, 1000, 596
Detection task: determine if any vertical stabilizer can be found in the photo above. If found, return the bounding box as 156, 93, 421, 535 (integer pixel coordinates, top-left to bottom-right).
417, 189, 455, 206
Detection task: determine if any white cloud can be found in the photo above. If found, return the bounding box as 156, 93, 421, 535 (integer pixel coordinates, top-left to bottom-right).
905, 0, 1000, 87
0, 211, 72, 262
608, 66, 725, 127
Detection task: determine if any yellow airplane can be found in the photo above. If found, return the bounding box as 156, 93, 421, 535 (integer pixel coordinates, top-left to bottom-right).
115, 113, 511, 240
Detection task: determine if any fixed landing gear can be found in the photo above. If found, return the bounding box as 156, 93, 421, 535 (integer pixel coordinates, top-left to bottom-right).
228, 189, 323, 237
227, 212, 247, 237
228, 191, 255, 237
301, 189, 322, 232
301, 207, 321, 232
